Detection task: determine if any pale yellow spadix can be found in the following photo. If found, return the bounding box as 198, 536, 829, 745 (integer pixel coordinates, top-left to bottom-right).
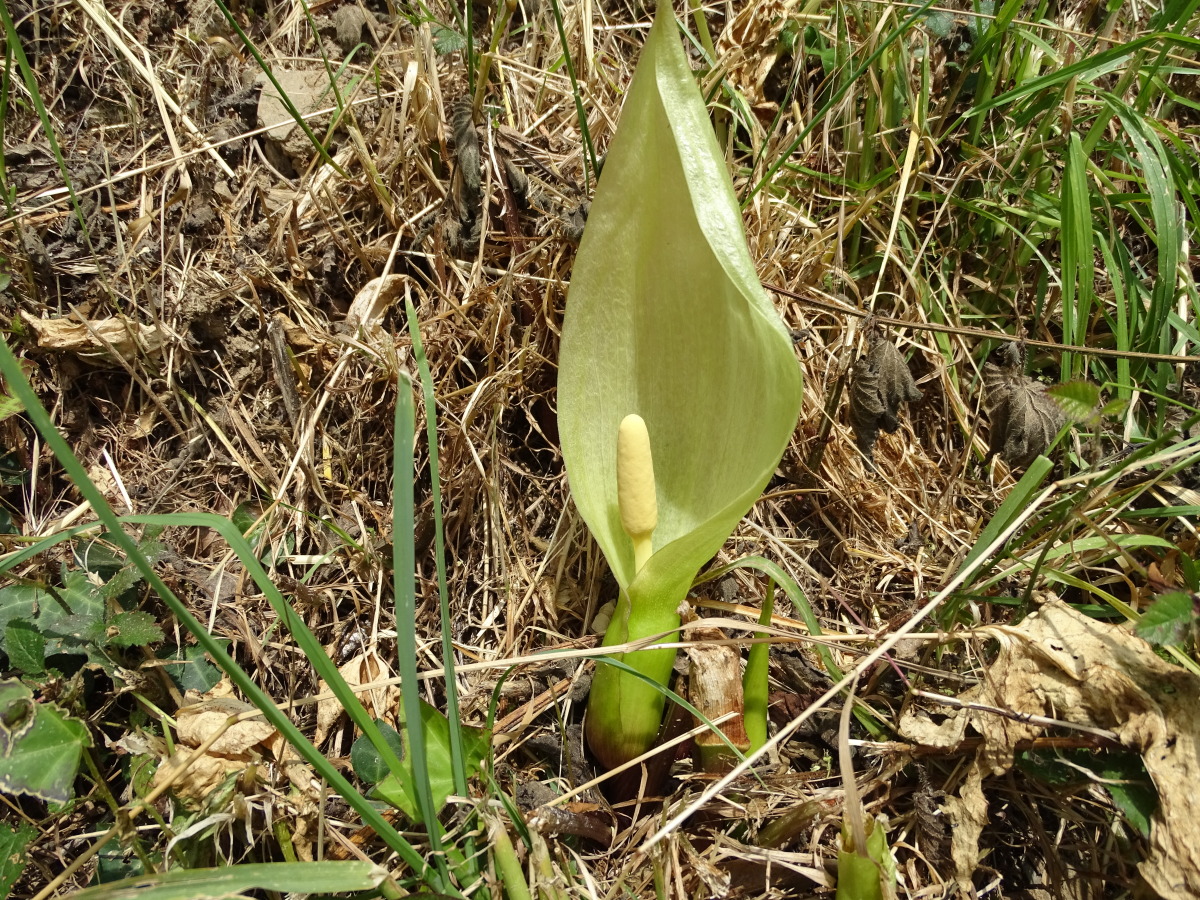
617, 414, 657, 573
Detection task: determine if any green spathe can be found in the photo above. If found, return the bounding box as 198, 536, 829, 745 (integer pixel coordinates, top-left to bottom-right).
559, 4, 802, 769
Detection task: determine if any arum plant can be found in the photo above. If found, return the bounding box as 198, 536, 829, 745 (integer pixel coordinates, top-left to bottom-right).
558, 2, 802, 770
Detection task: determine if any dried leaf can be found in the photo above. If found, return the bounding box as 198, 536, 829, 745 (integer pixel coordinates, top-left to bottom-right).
903, 600, 1200, 899
313, 649, 398, 747
21, 311, 164, 362
449, 99, 481, 223
175, 695, 276, 756
984, 342, 1066, 468
848, 330, 923, 465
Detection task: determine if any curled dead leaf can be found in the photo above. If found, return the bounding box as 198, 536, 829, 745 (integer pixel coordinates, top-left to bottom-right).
175, 695, 276, 756
984, 342, 1066, 468
313, 649, 399, 747
21, 311, 164, 363
848, 329, 923, 466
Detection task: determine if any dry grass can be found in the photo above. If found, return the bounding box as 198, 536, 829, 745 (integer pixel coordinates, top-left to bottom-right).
2, 0, 1197, 897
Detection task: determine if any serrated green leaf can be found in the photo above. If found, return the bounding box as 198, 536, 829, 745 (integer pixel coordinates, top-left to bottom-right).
0, 395, 22, 424
558, 3, 802, 769
63, 861, 388, 900
1047, 380, 1101, 422
0, 697, 90, 804
0, 819, 36, 897
373, 701, 488, 823
1136, 591, 1195, 645
103, 611, 165, 649
0, 584, 43, 654
5, 620, 45, 674
431, 24, 466, 55
350, 718, 404, 784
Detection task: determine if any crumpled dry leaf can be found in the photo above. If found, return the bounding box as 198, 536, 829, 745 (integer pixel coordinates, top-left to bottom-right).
313, 649, 399, 747
901, 600, 1200, 899
21, 311, 164, 362
848, 329, 923, 466
175, 694, 276, 757
984, 342, 1066, 468
153, 684, 275, 802
716, 0, 802, 117
347, 274, 405, 333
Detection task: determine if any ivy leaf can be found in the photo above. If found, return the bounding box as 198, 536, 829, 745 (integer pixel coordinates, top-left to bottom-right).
160, 643, 228, 694
0, 683, 91, 805
0, 585, 42, 655
37, 570, 105, 656
0, 819, 36, 897
350, 718, 404, 784
372, 700, 488, 823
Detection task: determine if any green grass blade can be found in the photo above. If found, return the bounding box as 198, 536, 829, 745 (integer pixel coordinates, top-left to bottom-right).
1060, 133, 1094, 381
392, 374, 451, 887
404, 296, 470, 803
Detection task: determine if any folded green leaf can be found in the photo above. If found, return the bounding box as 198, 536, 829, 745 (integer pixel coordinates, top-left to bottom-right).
559, 3, 802, 769
373, 700, 490, 823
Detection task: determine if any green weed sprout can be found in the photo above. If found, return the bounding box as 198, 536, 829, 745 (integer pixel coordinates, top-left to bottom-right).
558, 3, 802, 770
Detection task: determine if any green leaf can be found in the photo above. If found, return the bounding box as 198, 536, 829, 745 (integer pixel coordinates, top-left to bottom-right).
1136, 591, 1195, 645
230, 502, 261, 538
350, 718, 405, 784
103, 611, 165, 649
431, 24, 466, 55
1047, 380, 1101, 423
558, 3, 802, 769
1017, 748, 1157, 837
1060, 132, 1094, 380
1099, 754, 1158, 837
61, 861, 388, 900
836, 816, 896, 900
0, 584, 42, 654
5, 620, 45, 674
0, 679, 36, 755
0, 395, 22, 424
160, 643, 227, 694
37, 569, 105, 655
0, 819, 36, 897
0, 690, 91, 804
373, 701, 489, 823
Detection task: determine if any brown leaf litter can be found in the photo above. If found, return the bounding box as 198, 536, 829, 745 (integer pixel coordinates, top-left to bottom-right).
901, 600, 1200, 899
